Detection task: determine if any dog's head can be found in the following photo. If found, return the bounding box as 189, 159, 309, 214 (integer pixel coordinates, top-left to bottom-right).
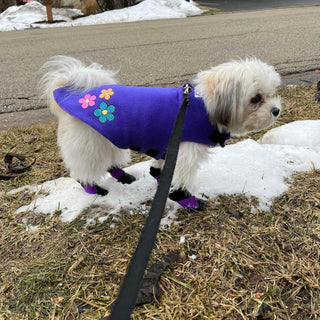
194, 58, 281, 136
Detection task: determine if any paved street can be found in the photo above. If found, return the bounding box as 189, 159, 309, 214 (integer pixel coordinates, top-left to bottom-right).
197, 0, 320, 11
0, 5, 320, 129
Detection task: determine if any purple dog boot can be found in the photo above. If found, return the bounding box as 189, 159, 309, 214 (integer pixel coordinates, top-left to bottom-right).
178, 196, 207, 211
177, 196, 199, 210
169, 188, 207, 211
83, 184, 97, 194
81, 183, 108, 196
109, 167, 136, 184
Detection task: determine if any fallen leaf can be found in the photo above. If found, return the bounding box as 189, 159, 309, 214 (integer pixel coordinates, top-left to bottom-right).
135, 250, 179, 306
53, 296, 64, 306
68, 256, 84, 274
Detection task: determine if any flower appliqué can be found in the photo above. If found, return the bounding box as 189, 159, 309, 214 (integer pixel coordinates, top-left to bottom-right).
99, 88, 114, 100
79, 94, 96, 109
94, 102, 115, 123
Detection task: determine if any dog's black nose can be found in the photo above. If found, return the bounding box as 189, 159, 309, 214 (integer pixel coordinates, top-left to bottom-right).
271, 107, 280, 117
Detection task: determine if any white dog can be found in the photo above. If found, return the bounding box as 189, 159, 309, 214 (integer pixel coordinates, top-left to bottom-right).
40, 56, 281, 210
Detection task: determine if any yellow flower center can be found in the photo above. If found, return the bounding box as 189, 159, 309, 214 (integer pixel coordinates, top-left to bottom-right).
102, 110, 108, 115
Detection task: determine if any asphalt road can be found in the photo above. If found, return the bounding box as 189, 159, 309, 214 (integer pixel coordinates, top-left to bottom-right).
0, 5, 320, 130
197, 0, 320, 11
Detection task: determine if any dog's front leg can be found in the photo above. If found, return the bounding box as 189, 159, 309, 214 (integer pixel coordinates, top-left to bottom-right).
150, 143, 208, 211
170, 142, 208, 210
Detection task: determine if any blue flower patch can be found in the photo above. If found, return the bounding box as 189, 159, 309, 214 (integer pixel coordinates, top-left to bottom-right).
94, 102, 115, 123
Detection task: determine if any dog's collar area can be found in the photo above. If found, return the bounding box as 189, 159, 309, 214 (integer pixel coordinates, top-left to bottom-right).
208, 126, 230, 147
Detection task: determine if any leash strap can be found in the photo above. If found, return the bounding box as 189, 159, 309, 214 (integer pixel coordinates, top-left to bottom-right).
108, 84, 192, 320
0, 153, 36, 180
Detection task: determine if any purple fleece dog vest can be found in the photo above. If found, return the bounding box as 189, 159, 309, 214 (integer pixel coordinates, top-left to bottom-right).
53, 84, 230, 159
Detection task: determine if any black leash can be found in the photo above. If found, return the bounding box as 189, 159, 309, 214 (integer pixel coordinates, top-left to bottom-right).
0, 153, 36, 180
107, 84, 192, 320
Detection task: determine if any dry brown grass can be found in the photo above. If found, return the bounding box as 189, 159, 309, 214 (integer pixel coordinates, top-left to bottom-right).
0, 84, 319, 319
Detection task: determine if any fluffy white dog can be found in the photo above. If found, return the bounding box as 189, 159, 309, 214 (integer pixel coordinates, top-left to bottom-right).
40, 56, 281, 210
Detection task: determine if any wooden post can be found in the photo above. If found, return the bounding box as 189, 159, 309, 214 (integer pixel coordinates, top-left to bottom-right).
44, 0, 53, 22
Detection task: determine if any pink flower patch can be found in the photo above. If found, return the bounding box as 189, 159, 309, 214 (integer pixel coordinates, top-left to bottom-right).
79, 94, 96, 109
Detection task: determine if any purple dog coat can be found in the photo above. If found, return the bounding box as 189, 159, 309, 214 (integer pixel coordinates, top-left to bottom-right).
53, 84, 230, 159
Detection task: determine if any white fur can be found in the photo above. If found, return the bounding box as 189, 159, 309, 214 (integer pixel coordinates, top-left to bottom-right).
40, 56, 281, 194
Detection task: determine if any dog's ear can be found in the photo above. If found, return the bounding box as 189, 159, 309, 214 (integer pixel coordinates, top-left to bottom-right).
194, 69, 241, 127
194, 69, 217, 101
211, 81, 241, 127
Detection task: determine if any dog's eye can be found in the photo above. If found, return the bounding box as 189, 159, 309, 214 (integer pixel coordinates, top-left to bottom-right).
250, 94, 263, 104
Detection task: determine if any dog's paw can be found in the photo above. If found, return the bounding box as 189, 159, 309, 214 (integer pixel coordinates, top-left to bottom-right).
169, 188, 207, 211
109, 167, 136, 184
177, 196, 207, 211
96, 185, 109, 196
118, 172, 136, 184
150, 166, 161, 182
194, 198, 207, 211
81, 183, 109, 196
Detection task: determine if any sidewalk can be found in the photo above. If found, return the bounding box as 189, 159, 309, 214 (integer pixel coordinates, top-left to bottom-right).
197, 0, 320, 11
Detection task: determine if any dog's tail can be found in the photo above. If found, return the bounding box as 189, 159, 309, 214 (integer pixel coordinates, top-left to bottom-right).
39, 55, 118, 117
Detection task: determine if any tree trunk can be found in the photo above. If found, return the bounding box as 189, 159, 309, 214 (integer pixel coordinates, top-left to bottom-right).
44, 0, 53, 22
